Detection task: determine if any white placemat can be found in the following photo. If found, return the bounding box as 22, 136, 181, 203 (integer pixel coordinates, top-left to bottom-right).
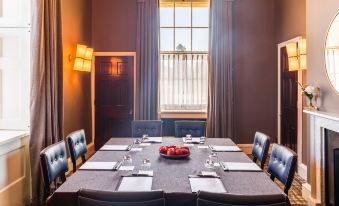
143, 137, 162, 143
221, 162, 262, 172
79, 162, 117, 170
189, 177, 227, 193
182, 137, 201, 143
210, 145, 241, 152
118, 176, 153, 191
100, 145, 129, 151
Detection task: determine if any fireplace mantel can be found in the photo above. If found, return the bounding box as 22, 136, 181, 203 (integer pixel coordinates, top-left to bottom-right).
303, 109, 339, 206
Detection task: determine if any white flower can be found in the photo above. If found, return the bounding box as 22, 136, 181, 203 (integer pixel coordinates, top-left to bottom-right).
304, 86, 315, 95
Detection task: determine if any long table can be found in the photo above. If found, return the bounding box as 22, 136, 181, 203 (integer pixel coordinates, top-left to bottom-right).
47, 137, 284, 206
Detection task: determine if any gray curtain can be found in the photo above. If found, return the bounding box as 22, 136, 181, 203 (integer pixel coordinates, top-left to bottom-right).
136, 0, 159, 120
207, 0, 234, 138
29, 0, 63, 205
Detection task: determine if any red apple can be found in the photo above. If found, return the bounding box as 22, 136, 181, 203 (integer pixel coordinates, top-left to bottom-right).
167, 148, 175, 155
159, 146, 168, 154
175, 148, 183, 155
182, 148, 189, 155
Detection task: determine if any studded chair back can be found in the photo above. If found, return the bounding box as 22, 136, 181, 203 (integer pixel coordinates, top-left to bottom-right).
40, 140, 68, 198
268, 144, 297, 194
174, 121, 206, 137
67, 129, 87, 172
78, 189, 165, 206
252, 132, 270, 169
132, 120, 162, 138
197, 191, 289, 206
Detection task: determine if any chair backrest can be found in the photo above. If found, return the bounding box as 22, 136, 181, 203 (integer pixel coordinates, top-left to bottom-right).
40, 140, 68, 197
78, 189, 165, 206
67, 129, 87, 172
268, 144, 297, 194
252, 132, 270, 169
174, 120, 206, 137
131, 120, 162, 138
197, 191, 289, 206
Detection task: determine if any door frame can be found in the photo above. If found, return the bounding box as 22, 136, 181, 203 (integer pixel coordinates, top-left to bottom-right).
91, 52, 137, 146
277, 37, 307, 180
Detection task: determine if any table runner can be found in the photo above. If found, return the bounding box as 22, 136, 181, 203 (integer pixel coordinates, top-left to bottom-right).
47, 137, 284, 206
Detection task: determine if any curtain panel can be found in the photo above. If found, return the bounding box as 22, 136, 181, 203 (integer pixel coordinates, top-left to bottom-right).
136, 0, 160, 120
29, 0, 64, 205
207, 0, 234, 138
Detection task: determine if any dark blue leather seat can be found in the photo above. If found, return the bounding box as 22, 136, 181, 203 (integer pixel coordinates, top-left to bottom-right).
67, 129, 87, 172
174, 120, 206, 137
268, 144, 297, 194
132, 120, 162, 137
77, 189, 165, 206
197, 191, 289, 206
40, 140, 68, 198
252, 131, 270, 169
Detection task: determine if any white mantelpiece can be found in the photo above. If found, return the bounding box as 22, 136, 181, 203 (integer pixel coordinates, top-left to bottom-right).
303, 109, 339, 206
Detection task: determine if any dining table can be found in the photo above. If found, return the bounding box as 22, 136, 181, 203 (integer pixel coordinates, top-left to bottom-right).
47, 137, 284, 206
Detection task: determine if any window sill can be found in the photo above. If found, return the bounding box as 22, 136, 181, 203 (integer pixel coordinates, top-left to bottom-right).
160, 111, 207, 119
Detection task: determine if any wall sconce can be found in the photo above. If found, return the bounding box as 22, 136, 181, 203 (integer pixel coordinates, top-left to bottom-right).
286, 39, 307, 71
69, 44, 93, 72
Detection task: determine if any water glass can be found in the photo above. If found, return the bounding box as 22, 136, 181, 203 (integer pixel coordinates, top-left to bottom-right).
204, 159, 214, 169
141, 158, 152, 171
123, 155, 133, 166
210, 152, 218, 166
142, 134, 149, 142
186, 134, 192, 140
200, 136, 206, 144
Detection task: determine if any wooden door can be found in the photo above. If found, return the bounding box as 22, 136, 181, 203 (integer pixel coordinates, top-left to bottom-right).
281, 47, 298, 152
95, 56, 134, 150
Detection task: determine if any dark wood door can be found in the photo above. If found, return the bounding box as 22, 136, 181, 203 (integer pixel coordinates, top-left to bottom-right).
281, 47, 298, 152
95, 56, 134, 150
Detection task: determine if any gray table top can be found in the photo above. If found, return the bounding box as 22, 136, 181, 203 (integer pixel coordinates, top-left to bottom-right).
55, 137, 283, 196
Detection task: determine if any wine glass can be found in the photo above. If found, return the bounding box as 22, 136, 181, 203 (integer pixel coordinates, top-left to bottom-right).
140, 158, 151, 172
186, 134, 192, 140
210, 152, 218, 166
200, 136, 206, 144
142, 134, 149, 142
123, 155, 133, 166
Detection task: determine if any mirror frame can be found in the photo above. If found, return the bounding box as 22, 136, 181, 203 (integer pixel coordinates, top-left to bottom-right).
325, 11, 339, 95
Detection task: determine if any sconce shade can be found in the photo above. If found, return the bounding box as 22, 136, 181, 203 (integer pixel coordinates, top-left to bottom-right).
82, 60, 92, 72
84, 48, 94, 60
286, 42, 298, 57
288, 57, 299, 71
299, 39, 307, 55
76, 44, 87, 58
74, 58, 84, 71
299, 55, 307, 70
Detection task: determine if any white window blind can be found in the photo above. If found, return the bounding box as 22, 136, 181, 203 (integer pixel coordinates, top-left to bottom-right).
0, 0, 31, 129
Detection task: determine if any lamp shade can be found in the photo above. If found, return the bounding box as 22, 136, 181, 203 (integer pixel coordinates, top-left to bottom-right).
288, 57, 299, 71
76, 44, 87, 58
74, 57, 84, 71
286, 42, 298, 57
84, 48, 94, 60
299, 54, 307, 70
299, 39, 307, 55
82, 60, 92, 72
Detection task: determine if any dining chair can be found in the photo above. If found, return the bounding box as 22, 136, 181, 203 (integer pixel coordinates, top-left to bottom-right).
132, 120, 162, 138
197, 191, 289, 206
77, 189, 165, 206
252, 131, 271, 169
67, 129, 87, 172
268, 143, 297, 194
40, 140, 68, 199
174, 120, 206, 137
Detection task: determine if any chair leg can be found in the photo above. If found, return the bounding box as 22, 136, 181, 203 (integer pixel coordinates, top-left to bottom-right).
44, 184, 51, 200
73, 161, 77, 173
270, 174, 275, 181
60, 174, 67, 183
81, 155, 86, 163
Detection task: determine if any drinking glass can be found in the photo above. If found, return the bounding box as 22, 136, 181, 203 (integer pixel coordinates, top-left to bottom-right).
200, 136, 206, 144
142, 134, 149, 142
204, 158, 215, 169
123, 155, 133, 166
186, 134, 192, 140
210, 152, 218, 166
141, 158, 152, 171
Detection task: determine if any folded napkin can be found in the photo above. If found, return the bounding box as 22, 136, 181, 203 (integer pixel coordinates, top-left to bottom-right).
100, 145, 129, 151
182, 137, 201, 144
143, 137, 162, 143
117, 176, 153, 191
79, 162, 117, 170
189, 176, 227, 193
220, 162, 262, 172
209, 145, 241, 152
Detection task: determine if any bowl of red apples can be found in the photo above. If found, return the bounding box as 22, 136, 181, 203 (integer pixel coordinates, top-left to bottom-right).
159, 145, 190, 159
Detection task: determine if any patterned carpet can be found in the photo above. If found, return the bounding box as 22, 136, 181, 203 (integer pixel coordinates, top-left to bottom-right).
250, 155, 308, 205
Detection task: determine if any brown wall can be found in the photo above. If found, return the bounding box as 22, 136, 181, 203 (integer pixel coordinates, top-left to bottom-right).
92, 0, 137, 52
233, 0, 276, 143
307, 0, 339, 113
62, 0, 92, 143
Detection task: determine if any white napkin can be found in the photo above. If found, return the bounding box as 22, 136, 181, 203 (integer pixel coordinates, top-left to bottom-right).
210, 145, 241, 152
79, 162, 117, 170
221, 162, 261, 171
100, 145, 129, 151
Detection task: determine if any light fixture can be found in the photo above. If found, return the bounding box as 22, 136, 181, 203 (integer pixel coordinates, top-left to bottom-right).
286, 39, 307, 71
70, 44, 94, 72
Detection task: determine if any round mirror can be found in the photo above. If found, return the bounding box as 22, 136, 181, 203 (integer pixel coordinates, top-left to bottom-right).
325, 12, 339, 93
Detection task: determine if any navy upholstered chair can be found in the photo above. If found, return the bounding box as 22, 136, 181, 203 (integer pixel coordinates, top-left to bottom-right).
197, 191, 289, 206
77, 189, 165, 206
40, 140, 68, 198
174, 120, 206, 137
131, 120, 162, 138
67, 129, 87, 172
252, 132, 271, 169
268, 144, 297, 194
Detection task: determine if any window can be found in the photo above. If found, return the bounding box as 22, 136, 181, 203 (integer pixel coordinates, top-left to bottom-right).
0, 0, 31, 129
159, 0, 209, 112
